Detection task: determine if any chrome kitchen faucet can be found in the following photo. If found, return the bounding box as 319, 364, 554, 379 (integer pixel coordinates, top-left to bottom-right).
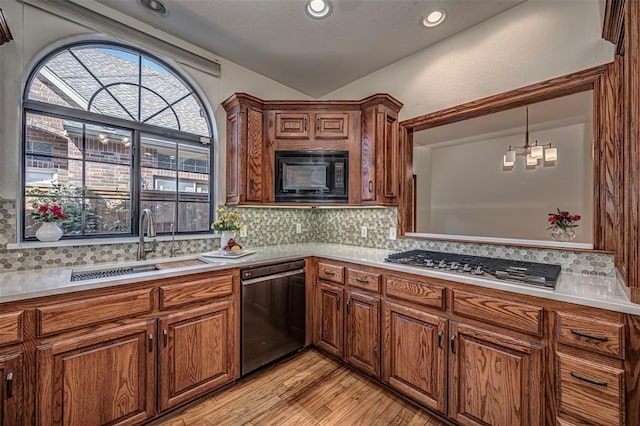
137, 208, 157, 261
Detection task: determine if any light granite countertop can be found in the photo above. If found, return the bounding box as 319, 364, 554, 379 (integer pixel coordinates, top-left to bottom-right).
0, 243, 637, 315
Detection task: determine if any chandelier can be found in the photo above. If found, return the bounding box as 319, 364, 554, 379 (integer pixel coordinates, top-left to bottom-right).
503, 106, 557, 168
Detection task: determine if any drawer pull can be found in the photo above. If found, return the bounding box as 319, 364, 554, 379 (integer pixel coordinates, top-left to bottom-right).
355, 277, 369, 283
6, 372, 13, 398
148, 333, 154, 353
324, 270, 336, 276
163, 329, 168, 347
450, 334, 456, 354
570, 371, 608, 387
437, 330, 443, 349
570, 329, 609, 342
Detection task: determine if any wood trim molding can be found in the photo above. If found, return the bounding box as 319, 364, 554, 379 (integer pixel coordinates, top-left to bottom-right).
603, 0, 626, 54
0, 9, 13, 45
399, 65, 608, 131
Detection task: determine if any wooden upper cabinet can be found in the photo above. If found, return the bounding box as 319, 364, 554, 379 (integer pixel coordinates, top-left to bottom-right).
275, 113, 311, 139
315, 113, 349, 139
0, 351, 23, 426
222, 93, 402, 206
36, 320, 157, 426
449, 322, 543, 426
360, 95, 403, 205
158, 300, 237, 412
222, 93, 266, 205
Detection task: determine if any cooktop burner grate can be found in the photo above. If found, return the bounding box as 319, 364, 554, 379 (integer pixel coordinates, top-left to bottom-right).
386, 249, 561, 289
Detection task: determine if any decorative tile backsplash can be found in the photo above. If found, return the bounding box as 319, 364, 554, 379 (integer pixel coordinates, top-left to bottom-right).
0, 198, 615, 275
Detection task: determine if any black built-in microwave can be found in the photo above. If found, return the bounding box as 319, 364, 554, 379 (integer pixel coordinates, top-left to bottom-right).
275, 151, 348, 203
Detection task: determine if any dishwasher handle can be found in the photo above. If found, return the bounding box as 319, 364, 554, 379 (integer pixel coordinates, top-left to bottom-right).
241, 268, 305, 286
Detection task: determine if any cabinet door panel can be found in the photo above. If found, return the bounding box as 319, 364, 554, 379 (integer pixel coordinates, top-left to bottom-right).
158, 300, 236, 412
1, 352, 23, 426
383, 302, 447, 414
449, 322, 543, 426
226, 110, 241, 204
37, 320, 156, 426
246, 107, 264, 201
275, 113, 310, 139
315, 113, 349, 139
345, 291, 380, 377
315, 283, 344, 357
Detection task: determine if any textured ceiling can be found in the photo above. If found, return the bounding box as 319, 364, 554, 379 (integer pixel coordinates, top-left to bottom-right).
96, 0, 525, 97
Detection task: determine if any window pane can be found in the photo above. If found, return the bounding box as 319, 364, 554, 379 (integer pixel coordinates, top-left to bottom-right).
140, 87, 172, 123
173, 95, 210, 136
90, 89, 136, 121
85, 124, 132, 165
141, 134, 177, 170
106, 83, 140, 121
85, 198, 131, 234
141, 57, 190, 104
73, 47, 139, 87
25, 196, 83, 237
85, 162, 131, 196
144, 107, 179, 131
178, 172, 209, 196
141, 200, 175, 233
25, 113, 83, 160
179, 202, 210, 232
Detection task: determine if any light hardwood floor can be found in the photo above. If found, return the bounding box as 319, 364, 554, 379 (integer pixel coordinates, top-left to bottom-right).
154, 349, 447, 426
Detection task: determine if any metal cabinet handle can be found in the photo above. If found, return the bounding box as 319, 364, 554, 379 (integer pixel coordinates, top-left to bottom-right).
324, 270, 336, 276
450, 334, 456, 354
304, 118, 307, 131
148, 333, 154, 352
355, 277, 368, 283
316, 118, 320, 132
336, 295, 340, 311
570, 329, 609, 342
346, 298, 351, 314
163, 329, 168, 347
6, 372, 13, 398
570, 371, 608, 387
438, 330, 443, 349
368, 180, 373, 193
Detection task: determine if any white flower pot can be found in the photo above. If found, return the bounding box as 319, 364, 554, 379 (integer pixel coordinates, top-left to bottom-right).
36, 222, 63, 242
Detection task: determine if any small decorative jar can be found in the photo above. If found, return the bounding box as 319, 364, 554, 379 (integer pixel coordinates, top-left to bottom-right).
550, 227, 576, 242
35, 222, 63, 242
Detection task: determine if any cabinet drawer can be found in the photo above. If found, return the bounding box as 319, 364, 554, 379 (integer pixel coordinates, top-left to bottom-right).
0, 310, 23, 347
556, 312, 624, 358
160, 274, 234, 309
385, 276, 445, 310
315, 113, 349, 139
37, 289, 154, 336
557, 353, 624, 426
347, 269, 381, 293
451, 289, 543, 336
318, 262, 344, 284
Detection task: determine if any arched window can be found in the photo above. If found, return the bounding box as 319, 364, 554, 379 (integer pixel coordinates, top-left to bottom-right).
22, 42, 214, 241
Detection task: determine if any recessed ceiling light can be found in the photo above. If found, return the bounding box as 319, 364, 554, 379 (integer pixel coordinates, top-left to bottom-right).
305, 0, 332, 20
139, 0, 168, 16
421, 9, 446, 28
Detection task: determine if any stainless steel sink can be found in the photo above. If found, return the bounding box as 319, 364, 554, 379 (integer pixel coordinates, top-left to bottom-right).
70, 264, 159, 282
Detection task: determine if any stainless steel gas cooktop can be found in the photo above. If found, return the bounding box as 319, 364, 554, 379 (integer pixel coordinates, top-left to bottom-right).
385, 250, 561, 289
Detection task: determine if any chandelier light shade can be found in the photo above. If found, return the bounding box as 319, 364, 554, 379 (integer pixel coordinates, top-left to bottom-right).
502, 106, 558, 169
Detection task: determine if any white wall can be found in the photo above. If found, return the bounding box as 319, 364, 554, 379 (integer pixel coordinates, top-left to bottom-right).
322, 0, 616, 121
0, 0, 310, 203
415, 123, 593, 243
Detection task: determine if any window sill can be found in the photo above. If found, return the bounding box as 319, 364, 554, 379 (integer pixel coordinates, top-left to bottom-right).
6, 233, 218, 250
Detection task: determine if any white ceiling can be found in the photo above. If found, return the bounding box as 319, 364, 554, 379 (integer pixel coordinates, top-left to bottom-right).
413, 90, 594, 148
96, 0, 525, 97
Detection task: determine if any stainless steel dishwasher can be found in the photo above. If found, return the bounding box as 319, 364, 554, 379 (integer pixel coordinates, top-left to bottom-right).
241, 259, 306, 375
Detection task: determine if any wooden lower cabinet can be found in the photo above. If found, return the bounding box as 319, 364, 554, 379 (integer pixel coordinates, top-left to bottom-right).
158, 300, 236, 411
0, 351, 22, 426
345, 290, 380, 377
448, 322, 544, 426
36, 320, 157, 426
382, 302, 447, 414
316, 282, 344, 357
